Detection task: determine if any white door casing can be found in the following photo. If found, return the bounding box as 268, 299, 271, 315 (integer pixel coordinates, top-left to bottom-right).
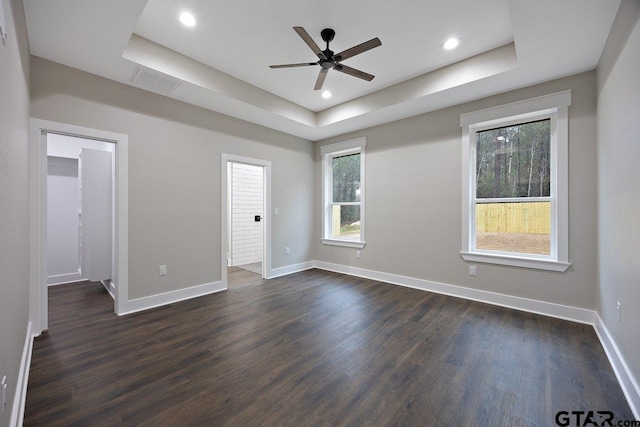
30, 119, 128, 333
221, 154, 271, 285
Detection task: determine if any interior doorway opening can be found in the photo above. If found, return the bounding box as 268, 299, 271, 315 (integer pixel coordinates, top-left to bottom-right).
221, 154, 271, 287
46, 134, 115, 295
228, 162, 265, 276
30, 118, 129, 334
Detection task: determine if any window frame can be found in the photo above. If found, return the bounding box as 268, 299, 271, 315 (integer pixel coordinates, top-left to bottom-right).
321, 137, 366, 248
460, 91, 571, 271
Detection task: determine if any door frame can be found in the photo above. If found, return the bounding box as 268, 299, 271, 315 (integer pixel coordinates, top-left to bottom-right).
29, 119, 129, 334
221, 154, 271, 285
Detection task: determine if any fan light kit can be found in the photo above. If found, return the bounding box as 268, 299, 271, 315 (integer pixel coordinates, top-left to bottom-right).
270, 27, 382, 91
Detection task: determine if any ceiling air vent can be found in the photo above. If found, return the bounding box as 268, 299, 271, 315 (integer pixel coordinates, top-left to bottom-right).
131, 67, 180, 96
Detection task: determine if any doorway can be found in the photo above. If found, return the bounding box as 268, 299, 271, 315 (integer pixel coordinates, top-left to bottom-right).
30, 119, 129, 334
221, 154, 271, 286
229, 162, 264, 275
46, 134, 115, 292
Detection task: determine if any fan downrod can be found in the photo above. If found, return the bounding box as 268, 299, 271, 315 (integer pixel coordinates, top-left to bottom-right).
319, 28, 336, 68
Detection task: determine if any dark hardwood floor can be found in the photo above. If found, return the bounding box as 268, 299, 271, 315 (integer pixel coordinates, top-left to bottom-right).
24, 268, 633, 426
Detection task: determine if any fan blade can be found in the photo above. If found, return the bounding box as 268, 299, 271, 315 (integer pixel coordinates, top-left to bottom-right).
334, 64, 375, 81
293, 26, 327, 60
314, 68, 328, 90
270, 63, 318, 69
335, 37, 381, 62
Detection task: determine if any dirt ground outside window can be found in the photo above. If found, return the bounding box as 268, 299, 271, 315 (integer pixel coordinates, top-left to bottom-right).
476, 232, 550, 255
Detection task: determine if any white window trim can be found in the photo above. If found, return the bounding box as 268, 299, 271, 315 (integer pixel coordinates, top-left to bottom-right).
321, 137, 366, 249
460, 90, 571, 272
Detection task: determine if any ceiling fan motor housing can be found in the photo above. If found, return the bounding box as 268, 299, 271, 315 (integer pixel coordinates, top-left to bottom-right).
320, 59, 334, 69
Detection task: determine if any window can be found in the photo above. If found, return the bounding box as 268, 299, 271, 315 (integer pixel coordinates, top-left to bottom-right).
475, 119, 551, 255
321, 138, 366, 248
460, 91, 571, 271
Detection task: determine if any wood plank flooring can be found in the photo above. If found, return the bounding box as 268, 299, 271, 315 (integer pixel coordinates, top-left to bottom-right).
24, 268, 633, 426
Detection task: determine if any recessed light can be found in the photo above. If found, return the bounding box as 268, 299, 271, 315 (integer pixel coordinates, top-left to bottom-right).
322, 90, 332, 99
179, 12, 196, 27
443, 38, 459, 50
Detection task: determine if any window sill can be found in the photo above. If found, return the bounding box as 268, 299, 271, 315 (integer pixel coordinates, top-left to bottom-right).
460, 251, 571, 272
321, 239, 366, 249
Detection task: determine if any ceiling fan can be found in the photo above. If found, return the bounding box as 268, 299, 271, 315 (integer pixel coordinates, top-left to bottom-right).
270, 27, 382, 91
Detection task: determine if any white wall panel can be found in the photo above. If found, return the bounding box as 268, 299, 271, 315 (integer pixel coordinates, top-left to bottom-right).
47, 156, 80, 283
79, 148, 112, 282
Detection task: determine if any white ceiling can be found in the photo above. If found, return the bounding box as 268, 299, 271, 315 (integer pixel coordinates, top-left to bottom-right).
23, 0, 620, 141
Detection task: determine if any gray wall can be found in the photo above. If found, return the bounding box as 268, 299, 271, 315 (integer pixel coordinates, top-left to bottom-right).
596, 0, 640, 397
0, 0, 30, 425
315, 72, 598, 309
30, 57, 315, 300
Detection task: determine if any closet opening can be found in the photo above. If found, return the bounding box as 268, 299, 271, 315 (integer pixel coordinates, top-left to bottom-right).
46, 134, 115, 296
30, 118, 129, 334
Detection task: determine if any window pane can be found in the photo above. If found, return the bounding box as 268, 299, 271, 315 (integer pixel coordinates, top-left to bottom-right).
332, 153, 361, 203
476, 119, 550, 198
475, 201, 550, 255
331, 204, 361, 240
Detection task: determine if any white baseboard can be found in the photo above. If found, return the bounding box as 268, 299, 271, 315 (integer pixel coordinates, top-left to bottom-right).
594, 314, 640, 419
47, 272, 82, 285
267, 261, 315, 279
313, 261, 595, 324
10, 322, 33, 427
118, 260, 314, 315
119, 281, 225, 316
101, 280, 115, 300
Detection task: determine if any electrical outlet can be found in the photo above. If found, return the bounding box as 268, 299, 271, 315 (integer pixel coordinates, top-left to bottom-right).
285, 247, 290, 255
159, 265, 167, 276
356, 250, 361, 259
617, 300, 621, 323
274, 208, 279, 216
1, 375, 7, 415
469, 266, 477, 276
